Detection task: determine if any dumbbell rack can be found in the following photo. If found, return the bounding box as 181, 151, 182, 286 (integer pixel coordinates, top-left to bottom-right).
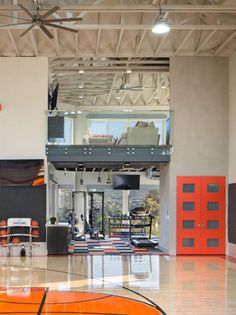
0, 218, 39, 257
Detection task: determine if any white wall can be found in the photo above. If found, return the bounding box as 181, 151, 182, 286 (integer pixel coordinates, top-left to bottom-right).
160, 57, 228, 254
0, 57, 48, 158
228, 52, 236, 257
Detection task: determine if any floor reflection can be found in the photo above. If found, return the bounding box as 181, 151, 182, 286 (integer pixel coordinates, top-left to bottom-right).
0, 255, 236, 315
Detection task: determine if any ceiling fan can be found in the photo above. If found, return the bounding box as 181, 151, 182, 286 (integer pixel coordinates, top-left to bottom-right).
0, 1, 82, 39
114, 74, 143, 93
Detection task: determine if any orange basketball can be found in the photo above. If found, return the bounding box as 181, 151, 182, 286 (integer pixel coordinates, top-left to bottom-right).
12, 237, 21, 244
32, 229, 40, 237
31, 220, 39, 227
0, 220, 7, 226
0, 239, 7, 246
0, 229, 7, 236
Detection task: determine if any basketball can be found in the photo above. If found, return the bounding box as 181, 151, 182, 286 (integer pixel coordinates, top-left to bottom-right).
32, 229, 40, 237
31, 220, 39, 227
0, 229, 7, 236
0, 220, 7, 227
12, 237, 21, 244
0, 239, 7, 246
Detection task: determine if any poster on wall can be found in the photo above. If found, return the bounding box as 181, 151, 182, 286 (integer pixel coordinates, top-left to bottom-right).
0, 159, 44, 186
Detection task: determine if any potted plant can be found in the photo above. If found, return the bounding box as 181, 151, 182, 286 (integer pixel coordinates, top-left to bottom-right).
50, 217, 57, 225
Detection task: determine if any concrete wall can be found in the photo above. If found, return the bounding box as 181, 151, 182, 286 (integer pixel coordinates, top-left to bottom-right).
0, 57, 48, 255
160, 57, 228, 254
0, 58, 48, 158
228, 53, 236, 257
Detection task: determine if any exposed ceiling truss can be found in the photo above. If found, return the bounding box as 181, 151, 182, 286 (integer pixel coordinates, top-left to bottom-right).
50, 57, 170, 109
1, 0, 235, 110
0, 1, 236, 58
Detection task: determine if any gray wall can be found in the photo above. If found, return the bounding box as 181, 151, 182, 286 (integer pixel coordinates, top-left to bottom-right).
160, 57, 228, 254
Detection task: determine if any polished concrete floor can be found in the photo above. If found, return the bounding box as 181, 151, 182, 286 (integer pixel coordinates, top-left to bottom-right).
0, 255, 236, 314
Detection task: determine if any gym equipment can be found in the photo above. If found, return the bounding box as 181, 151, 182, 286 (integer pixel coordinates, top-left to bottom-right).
87, 192, 105, 239
131, 237, 158, 247
71, 191, 87, 240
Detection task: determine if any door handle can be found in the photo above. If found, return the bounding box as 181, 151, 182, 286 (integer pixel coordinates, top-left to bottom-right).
197, 224, 205, 227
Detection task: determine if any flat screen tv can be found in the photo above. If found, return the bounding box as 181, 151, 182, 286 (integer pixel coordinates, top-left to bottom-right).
113, 175, 140, 190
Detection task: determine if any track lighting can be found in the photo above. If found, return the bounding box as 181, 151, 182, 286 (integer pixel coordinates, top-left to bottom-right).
80, 172, 84, 185
106, 171, 111, 184
98, 171, 102, 183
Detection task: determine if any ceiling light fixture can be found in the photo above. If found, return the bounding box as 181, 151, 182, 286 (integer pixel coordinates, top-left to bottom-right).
80, 171, 84, 185
79, 69, 84, 74
123, 109, 133, 112
126, 69, 132, 74
153, 94, 159, 99
106, 171, 111, 184
152, 5, 170, 34
97, 171, 102, 183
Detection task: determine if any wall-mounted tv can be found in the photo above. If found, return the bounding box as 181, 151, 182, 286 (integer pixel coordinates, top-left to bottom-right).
113, 175, 140, 190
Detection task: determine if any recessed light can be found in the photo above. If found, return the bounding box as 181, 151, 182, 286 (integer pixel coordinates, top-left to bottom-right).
70, 111, 76, 114
64, 112, 68, 115
79, 69, 84, 74
79, 95, 83, 99
78, 85, 84, 88
77, 111, 82, 114
123, 109, 133, 112
126, 69, 132, 74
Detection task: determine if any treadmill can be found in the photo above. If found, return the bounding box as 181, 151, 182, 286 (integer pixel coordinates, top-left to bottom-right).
129, 208, 159, 247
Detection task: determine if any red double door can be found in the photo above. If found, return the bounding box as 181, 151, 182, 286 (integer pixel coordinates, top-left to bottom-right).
177, 176, 226, 254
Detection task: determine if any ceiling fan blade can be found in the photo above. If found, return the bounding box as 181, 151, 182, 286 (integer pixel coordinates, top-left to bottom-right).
40, 24, 54, 39
44, 22, 78, 33
0, 13, 31, 21
20, 24, 34, 37
41, 6, 60, 20
45, 17, 83, 23
18, 4, 33, 18
0, 22, 31, 28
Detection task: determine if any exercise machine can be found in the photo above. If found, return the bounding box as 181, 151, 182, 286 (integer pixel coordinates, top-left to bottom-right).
87, 192, 105, 239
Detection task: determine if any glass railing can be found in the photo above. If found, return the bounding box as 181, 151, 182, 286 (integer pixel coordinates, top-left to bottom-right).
46, 110, 172, 147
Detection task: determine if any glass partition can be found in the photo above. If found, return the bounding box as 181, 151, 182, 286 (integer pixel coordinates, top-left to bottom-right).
46, 110, 172, 146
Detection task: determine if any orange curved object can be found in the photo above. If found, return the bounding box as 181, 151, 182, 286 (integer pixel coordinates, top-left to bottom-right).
32, 229, 40, 236
0, 229, 7, 236
32, 177, 44, 186
0, 288, 165, 315
0, 239, 7, 246
11, 237, 21, 244
31, 220, 39, 227
0, 220, 7, 226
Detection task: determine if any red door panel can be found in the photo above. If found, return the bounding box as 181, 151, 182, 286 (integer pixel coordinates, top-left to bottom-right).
201, 176, 226, 254
177, 176, 226, 255
177, 176, 202, 254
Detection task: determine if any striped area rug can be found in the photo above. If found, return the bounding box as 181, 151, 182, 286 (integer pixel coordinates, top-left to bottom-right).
70, 238, 163, 255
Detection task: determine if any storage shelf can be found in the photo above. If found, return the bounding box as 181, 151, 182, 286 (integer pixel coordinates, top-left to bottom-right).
2, 218, 40, 256
109, 214, 152, 239
0, 234, 39, 238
